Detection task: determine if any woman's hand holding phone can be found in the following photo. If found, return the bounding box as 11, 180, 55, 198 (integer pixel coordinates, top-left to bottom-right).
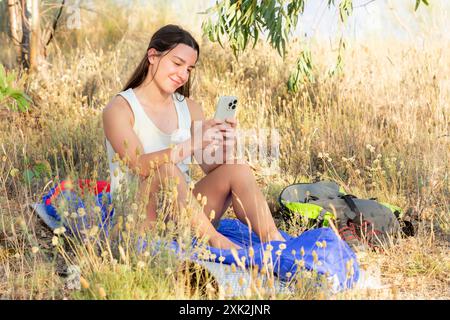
190, 116, 238, 165
220, 117, 238, 162
222, 117, 237, 141
190, 118, 225, 153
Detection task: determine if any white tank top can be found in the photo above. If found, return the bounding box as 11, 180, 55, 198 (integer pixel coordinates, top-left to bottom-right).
105, 88, 192, 195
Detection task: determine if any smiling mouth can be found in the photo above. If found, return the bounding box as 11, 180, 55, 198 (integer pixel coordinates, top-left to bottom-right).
170, 78, 183, 86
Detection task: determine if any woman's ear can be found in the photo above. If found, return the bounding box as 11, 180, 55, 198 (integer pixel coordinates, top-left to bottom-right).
147, 48, 159, 64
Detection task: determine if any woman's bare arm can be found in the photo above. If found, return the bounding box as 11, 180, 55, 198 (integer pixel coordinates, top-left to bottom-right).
102, 95, 193, 178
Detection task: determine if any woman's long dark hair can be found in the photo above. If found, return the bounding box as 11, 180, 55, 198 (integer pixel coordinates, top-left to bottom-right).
122, 25, 199, 98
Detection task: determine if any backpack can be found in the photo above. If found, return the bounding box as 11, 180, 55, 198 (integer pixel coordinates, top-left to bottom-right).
278, 181, 413, 250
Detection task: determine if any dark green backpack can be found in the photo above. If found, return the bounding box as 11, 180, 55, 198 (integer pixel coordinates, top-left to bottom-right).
278, 181, 413, 250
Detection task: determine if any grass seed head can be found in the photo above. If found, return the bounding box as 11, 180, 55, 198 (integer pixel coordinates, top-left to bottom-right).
209, 209, 216, 221
53, 227, 66, 235
312, 250, 319, 264
80, 276, 90, 289
51, 236, 59, 246
201, 195, 208, 206
98, 287, 107, 299
77, 208, 86, 217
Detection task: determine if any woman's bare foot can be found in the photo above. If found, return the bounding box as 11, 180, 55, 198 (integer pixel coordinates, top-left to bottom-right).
209, 233, 241, 250
263, 230, 286, 243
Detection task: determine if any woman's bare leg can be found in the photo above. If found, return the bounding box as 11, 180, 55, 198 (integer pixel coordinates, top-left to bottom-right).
193, 163, 285, 243
137, 163, 240, 249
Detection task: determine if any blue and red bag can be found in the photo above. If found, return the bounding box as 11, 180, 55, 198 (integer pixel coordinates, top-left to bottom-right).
42, 179, 114, 235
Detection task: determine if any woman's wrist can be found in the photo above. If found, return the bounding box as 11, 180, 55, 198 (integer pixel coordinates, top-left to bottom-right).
185, 136, 195, 156
190, 134, 202, 154
169, 139, 192, 163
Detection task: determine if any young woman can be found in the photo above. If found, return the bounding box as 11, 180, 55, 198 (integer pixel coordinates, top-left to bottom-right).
102, 25, 285, 249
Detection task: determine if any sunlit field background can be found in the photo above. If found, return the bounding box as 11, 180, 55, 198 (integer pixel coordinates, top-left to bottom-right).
0, 0, 448, 299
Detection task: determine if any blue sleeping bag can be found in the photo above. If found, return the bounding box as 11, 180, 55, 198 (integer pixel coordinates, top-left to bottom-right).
215, 219, 358, 290
43, 180, 359, 291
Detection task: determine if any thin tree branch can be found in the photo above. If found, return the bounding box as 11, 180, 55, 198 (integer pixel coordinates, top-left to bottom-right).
354, 0, 377, 9
6, 33, 23, 46
20, 0, 31, 30
45, 0, 66, 46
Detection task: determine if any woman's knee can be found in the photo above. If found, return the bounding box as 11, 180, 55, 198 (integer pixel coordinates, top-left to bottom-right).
222, 163, 254, 181
156, 162, 182, 177
140, 163, 187, 193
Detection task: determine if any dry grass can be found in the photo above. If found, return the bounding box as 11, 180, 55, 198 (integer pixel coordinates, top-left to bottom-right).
0, 1, 448, 300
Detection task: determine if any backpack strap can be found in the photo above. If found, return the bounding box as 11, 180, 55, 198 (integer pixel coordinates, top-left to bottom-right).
316, 208, 330, 227
340, 194, 364, 223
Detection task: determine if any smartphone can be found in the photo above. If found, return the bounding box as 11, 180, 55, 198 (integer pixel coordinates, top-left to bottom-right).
214, 96, 238, 121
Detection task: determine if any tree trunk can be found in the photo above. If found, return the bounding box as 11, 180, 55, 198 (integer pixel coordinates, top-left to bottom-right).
21, 0, 31, 69
29, 0, 40, 70
7, 0, 22, 63
7, 0, 63, 71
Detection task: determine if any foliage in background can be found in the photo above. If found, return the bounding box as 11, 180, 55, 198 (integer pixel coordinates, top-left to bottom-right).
201, 0, 430, 91
0, 63, 31, 112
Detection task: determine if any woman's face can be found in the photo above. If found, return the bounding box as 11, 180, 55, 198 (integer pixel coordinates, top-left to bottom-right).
148, 43, 197, 94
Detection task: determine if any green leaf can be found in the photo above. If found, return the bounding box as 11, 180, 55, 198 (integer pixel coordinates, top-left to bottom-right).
0, 65, 7, 89
339, 0, 353, 23
6, 72, 16, 86
252, 26, 259, 48
23, 169, 35, 185
287, 49, 315, 93
0, 64, 31, 112
414, 0, 428, 10
34, 161, 52, 178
